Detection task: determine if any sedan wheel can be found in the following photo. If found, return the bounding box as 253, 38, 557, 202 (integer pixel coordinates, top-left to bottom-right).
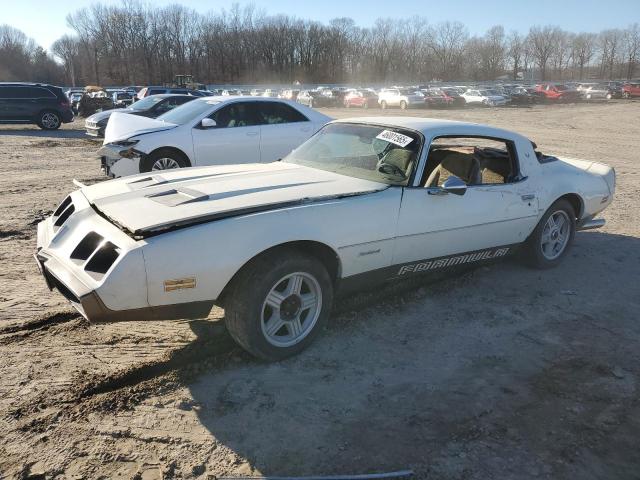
261, 272, 322, 348
540, 211, 571, 260
151, 157, 180, 171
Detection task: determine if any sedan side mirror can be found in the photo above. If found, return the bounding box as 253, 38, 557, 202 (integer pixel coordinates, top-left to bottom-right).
200, 118, 217, 129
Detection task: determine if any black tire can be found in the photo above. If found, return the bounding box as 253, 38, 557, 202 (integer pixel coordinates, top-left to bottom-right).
521, 199, 576, 269
140, 148, 190, 173
224, 250, 334, 361
37, 110, 61, 130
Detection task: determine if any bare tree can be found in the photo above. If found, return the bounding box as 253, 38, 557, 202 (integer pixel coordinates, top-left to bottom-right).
528, 25, 561, 81
507, 31, 525, 80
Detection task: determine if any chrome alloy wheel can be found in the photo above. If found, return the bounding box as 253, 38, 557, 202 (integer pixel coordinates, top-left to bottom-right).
541, 210, 571, 260
41, 112, 60, 129
151, 157, 180, 170
261, 272, 322, 348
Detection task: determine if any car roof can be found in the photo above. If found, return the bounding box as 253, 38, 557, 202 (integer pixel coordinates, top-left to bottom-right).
146, 93, 194, 99
331, 116, 526, 141
0, 82, 58, 88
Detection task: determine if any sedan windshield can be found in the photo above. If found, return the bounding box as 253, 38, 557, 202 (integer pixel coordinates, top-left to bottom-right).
130, 96, 164, 111
156, 99, 218, 125
284, 123, 422, 186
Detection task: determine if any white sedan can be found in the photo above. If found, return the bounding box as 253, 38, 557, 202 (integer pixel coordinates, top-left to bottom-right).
99, 96, 331, 177
461, 89, 508, 106
36, 117, 614, 360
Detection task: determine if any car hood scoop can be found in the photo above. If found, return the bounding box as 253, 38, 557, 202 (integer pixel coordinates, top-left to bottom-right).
82, 162, 387, 236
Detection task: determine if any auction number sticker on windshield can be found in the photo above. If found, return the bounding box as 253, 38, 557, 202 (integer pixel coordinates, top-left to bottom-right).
376, 130, 413, 147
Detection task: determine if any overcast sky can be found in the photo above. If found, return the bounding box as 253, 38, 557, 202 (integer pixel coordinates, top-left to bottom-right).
4, 0, 639, 50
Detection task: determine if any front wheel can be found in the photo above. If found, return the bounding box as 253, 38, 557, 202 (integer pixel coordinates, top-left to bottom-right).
37, 111, 61, 130
522, 199, 576, 269
140, 149, 190, 172
224, 251, 334, 361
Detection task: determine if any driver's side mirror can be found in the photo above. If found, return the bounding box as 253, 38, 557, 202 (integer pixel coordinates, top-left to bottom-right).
200, 118, 217, 129
429, 175, 467, 196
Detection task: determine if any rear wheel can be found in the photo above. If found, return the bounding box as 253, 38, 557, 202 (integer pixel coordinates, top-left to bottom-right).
140, 149, 190, 172
37, 111, 61, 130
522, 199, 576, 269
224, 251, 333, 361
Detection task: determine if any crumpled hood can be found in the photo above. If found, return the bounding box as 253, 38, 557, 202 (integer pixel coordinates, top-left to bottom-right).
81, 162, 387, 236
103, 112, 177, 144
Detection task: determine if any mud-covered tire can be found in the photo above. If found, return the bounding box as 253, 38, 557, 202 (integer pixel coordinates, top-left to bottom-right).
37, 110, 61, 130
522, 199, 576, 269
140, 149, 190, 172
224, 250, 333, 361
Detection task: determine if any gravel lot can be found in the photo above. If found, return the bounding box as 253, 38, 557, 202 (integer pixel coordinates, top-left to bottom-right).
1, 102, 639, 479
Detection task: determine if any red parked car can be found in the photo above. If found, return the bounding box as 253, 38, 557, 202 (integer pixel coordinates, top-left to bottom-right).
622, 83, 640, 98
344, 90, 379, 109
534, 83, 581, 102
422, 89, 454, 108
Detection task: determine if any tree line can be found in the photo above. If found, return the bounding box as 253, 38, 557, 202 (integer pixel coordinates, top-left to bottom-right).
1, 2, 639, 87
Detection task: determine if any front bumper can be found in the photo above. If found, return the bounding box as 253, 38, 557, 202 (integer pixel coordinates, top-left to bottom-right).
35, 218, 212, 323
98, 143, 142, 177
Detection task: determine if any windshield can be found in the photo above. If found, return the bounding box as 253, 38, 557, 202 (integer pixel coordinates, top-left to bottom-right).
130, 96, 164, 111
156, 99, 218, 125
284, 123, 422, 186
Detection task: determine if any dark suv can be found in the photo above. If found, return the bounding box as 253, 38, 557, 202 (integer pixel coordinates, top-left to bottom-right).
0, 83, 74, 130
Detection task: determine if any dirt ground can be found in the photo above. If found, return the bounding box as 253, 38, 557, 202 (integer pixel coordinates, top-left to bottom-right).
1, 102, 639, 479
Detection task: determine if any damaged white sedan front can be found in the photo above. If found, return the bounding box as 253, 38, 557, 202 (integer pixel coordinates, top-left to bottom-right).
99, 96, 331, 177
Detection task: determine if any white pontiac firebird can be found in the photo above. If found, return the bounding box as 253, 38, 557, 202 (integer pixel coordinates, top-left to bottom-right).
36, 118, 615, 360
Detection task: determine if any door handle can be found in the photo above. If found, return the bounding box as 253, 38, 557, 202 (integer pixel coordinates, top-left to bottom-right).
246, 131, 258, 136
521, 194, 535, 201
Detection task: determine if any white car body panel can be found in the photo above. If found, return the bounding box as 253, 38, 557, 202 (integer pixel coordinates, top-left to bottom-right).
37, 117, 614, 323
101, 97, 331, 177
103, 113, 176, 144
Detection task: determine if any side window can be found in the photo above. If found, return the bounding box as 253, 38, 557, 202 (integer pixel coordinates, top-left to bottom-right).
423, 137, 517, 187
28, 87, 55, 98
256, 102, 308, 125
154, 99, 174, 114
149, 89, 165, 95
210, 102, 258, 128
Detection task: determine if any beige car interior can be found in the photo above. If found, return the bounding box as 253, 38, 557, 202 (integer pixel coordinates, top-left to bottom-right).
424, 142, 513, 187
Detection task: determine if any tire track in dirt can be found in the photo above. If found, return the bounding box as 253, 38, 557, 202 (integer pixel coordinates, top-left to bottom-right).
0, 311, 82, 343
